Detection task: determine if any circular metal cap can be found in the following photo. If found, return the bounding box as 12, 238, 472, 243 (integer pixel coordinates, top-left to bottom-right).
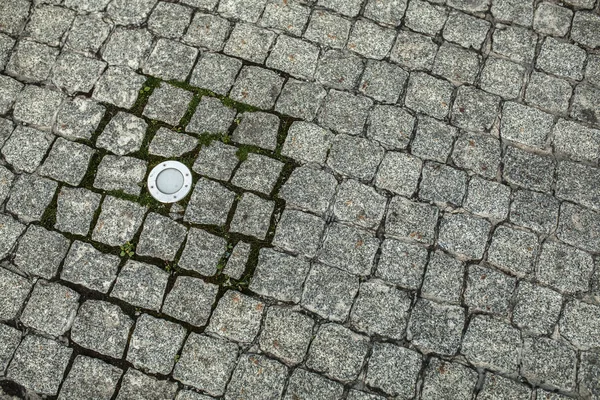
147, 161, 192, 203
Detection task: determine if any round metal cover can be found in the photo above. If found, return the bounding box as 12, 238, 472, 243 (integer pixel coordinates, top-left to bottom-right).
147, 161, 192, 203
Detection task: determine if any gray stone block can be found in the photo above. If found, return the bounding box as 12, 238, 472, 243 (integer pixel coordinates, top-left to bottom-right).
259, 307, 314, 366
571, 83, 600, 125
521, 337, 576, 391
386, 196, 439, 245
326, 134, 384, 180
218, 0, 268, 22
405, 72, 453, 119
111, 260, 169, 311
411, 116, 456, 163
318, 222, 378, 276
266, 34, 319, 79
51, 51, 106, 95
477, 374, 532, 400
57, 356, 122, 400
189, 53, 242, 96
230, 66, 284, 109
61, 241, 120, 294
572, 11, 600, 49
206, 290, 264, 343
419, 162, 467, 206
407, 298, 465, 355
192, 141, 239, 181
421, 251, 465, 305
102, 28, 153, 70
359, 60, 408, 104
464, 177, 510, 221
452, 85, 500, 133
115, 368, 178, 400
556, 161, 600, 212
25, 5, 74, 46
148, 2, 192, 39
184, 178, 235, 226
279, 165, 336, 216
560, 299, 600, 350
162, 276, 218, 327
40, 137, 94, 185
148, 128, 197, 157
513, 281, 562, 336
537, 37, 586, 81
137, 213, 187, 261
432, 43, 480, 85
367, 105, 415, 150
503, 146, 555, 192
93, 66, 146, 109
492, 25, 537, 64
315, 50, 364, 91
188, 97, 236, 135
525, 71, 572, 114
557, 202, 600, 253
0, 324, 21, 375
143, 83, 193, 126
346, 18, 396, 60
273, 209, 325, 257
443, 10, 490, 50
143, 38, 198, 81
487, 225, 538, 277
304, 9, 351, 49
318, 90, 373, 136
390, 30, 438, 71
14, 225, 69, 279
92, 196, 146, 246
421, 358, 478, 400
480, 57, 525, 99
6, 173, 58, 223
179, 227, 226, 276
366, 342, 421, 398
537, 240, 594, 293
275, 78, 327, 121
232, 153, 283, 195
0, 0, 30, 36
452, 132, 501, 179
334, 179, 387, 231
260, 0, 309, 36
250, 248, 310, 303
230, 193, 275, 241
6, 40, 58, 83
232, 111, 280, 150
0, 75, 22, 115
2, 126, 53, 173
224, 23, 275, 64
94, 155, 147, 196
226, 354, 288, 400
377, 239, 428, 290
464, 264, 516, 315
66, 14, 112, 54
13, 85, 64, 131
54, 97, 105, 141
0, 266, 31, 320
553, 119, 600, 163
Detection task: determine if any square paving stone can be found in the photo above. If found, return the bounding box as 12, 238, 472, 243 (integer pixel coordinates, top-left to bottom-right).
367, 105, 416, 150
385, 196, 439, 245
451, 132, 501, 179
315, 49, 364, 91
366, 342, 421, 398
226, 354, 288, 400
0, 0, 30, 36
326, 134, 384, 181
571, 11, 600, 49
501, 102, 554, 148
143, 38, 198, 81
57, 356, 122, 400
96, 112, 147, 156
443, 10, 490, 50
232, 154, 283, 195
111, 261, 169, 311
0, 266, 31, 320
359, 60, 408, 104
304, 9, 352, 49
115, 368, 178, 400
0, 212, 25, 257
0, 75, 23, 115
218, 0, 268, 22
259, 0, 310, 36
25, 5, 74, 47
319, 90, 373, 136
223, 241, 251, 280
537, 240, 594, 294
148, 128, 197, 157
162, 276, 218, 326
94, 155, 147, 196
224, 23, 275, 64
275, 78, 327, 121
492, 0, 534, 25
421, 358, 478, 400
390, 30, 438, 71
206, 290, 264, 343
148, 2, 192, 39
232, 111, 279, 150
492, 25, 537, 64
586, 54, 600, 87
21, 281, 79, 337
13, 85, 64, 130
451, 85, 500, 133
347, 18, 396, 60
61, 241, 120, 293
272, 209, 325, 257
230, 66, 284, 110
419, 162, 467, 206
137, 213, 187, 261
6, 335, 72, 396
306, 323, 369, 383
71, 300, 133, 359
281, 122, 332, 165
333, 180, 387, 231
559, 299, 600, 350
187, 97, 236, 135
6, 173, 57, 223
301, 263, 359, 322
404, 0, 447, 35
579, 352, 600, 399
478, 374, 532, 400
92, 196, 146, 247
143, 83, 193, 126
537, 37, 586, 81
510, 189, 559, 234
173, 333, 239, 397
40, 137, 94, 185
411, 116, 456, 163
432, 43, 480, 85
54, 97, 105, 141
534, 3, 572, 37
5, 40, 58, 83
93, 66, 146, 109
184, 178, 235, 226
259, 307, 315, 366
284, 368, 343, 400
557, 161, 600, 212
525, 72, 572, 114
464, 264, 516, 315
407, 298, 465, 355
178, 227, 226, 276
230, 193, 275, 241
189, 53, 242, 96
513, 281, 562, 336
461, 315, 521, 373
464, 177, 510, 221
66, 14, 112, 54
487, 225, 538, 277
405, 72, 453, 119
521, 337, 576, 391
421, 251, 465, 305
571, 83, 600, 125
376, 239, 428, 290
266, 35, 319, 79
557, 202, 600, 253
318, 222, 378, 276
438, 212, 491, 260
51, 51, 106, 95
249, 248, 310, 303
363, 0, 407, 26
350, 279, 411, 340
0, 324, 21, 375
553, 119, 600, 163
14, 225, 69, 279
503, 146, 555, 192
102, 28, 153, 70
192, 141, 238, 181
127, 314, 186, 375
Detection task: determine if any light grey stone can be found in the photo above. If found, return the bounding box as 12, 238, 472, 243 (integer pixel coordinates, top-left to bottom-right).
346, 18, 396, 60
192, 141, 239, 181
1, 126, 53, 173
14, 225, 69, 280
224, 23, 275, 64
206, 290, 264, 343
366, 342, 421, 398
386, 196, 439, 245
6, 40, 58, 83
272, 209, 325, 257
250, 248, 310, 303
189, 53, 242, 96
54, 97, 105, 141
92, 196, 146, 246
51, 51, 106, 95
537, 240, 594, 293
187, 96, 236, 135
93, 66, 146, 109
57, 356, 122, 400
259, 307, 314, 366
6, 173, 58, 223
230, 193, 275, 241
230, 66, 284, 110
464, 264, 516, 315
143, 83, 193, 126
0, 266, 31, 320
225, 354, 288, 400
377, 239, 428, 290
143, 38, 198, 81
327, 134, 384, 181
13, 85, 64, 130
61, 241, 119, 294
111, 261, 169, 311
279, 167, 336, 216
407, 298, 465, 355
421, 251, 465, 305
232, 153, 283, 195
184, 178, 235, 226
282, 122, 332, 164
115, 368, 178, 400
178, 227, 226, 276
513, 281, 562, 336
163, 276, 218, 327
440, 211, 492, 260
304, 10, 352, 49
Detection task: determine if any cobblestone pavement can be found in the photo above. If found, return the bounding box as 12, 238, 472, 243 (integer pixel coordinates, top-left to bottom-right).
0, 0, 600, 399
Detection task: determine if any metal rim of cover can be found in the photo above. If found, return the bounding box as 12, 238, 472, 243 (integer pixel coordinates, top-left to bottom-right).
147, 160, 192, 203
